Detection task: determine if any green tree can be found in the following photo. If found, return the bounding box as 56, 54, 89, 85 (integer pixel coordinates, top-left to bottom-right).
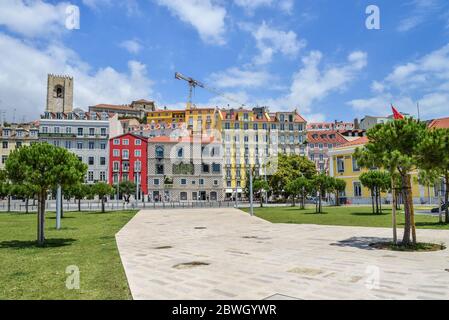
117, 181, 136, 203
360, 171, 391, 214
65, 183, 89, 212
354, 118, 427, 245
332, 178, 347, 207
417, 128, 449, 223
0, 171, 12, 212
11, 183, 38, 214
92, 182, 115, 213
5, 143, 87, 246
268, 153, 316, 199
252, 178, 269, 207
312, 174, 334, 213
285, 177, 311, 209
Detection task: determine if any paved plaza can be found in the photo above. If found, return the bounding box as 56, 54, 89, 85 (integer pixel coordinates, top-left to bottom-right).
116, 208, 449, 300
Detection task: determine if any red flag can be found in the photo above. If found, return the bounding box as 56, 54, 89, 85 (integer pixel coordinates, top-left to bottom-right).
391, 105, 404, 120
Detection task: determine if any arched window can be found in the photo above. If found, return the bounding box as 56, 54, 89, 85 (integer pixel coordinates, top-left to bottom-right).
155, 146, 164, 158
55, 85, 64, 98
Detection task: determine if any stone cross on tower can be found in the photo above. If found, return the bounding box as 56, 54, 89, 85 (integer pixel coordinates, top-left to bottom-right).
46, 74, 74, 113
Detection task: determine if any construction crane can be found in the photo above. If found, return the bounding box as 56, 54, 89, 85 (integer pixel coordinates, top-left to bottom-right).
175, 72, 245, 109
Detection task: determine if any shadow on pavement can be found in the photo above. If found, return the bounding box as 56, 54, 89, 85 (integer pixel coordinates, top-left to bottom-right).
330, 236, 391, 250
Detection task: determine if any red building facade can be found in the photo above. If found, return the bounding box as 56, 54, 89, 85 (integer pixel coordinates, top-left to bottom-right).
109, 133, 148, 197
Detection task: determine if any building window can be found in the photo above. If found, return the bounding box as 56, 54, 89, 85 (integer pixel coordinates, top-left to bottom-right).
88, 157, 94, 165
100, 157, 106, 166
89, 141, 95, 150
213, 180, 219, 186
352, 157, 360, 172
202, 164, 210, 173
88, 171, 94, 182
113, 149, 119, 157
156, 164, 164, 175
181, 179, 187, 185
2, 141, 8, 149
122, 150, 129, 159
135, 139, 141, 145
199, 178, 204, 185
77, 128, 84, 136
65, 141, 71, 149
154, 179, 160, 185
192, 192, 198, 201
123, 139, 129, 145
135, 160, 141, 172
100, 172, 106, 181
212, 163, 221, 173
180, 192, 187, 201
89, 128, 95, 136
77, 142, 83, 149
101, 128, 107, 136
100, 143, 106, 150
210, 191, 217, 201
113, 139, 120, 145
113, 161, 119, 171
156, 146, 164, 158
354, 182, 362, 197
2, 155, 7, 164
337, 157, 345, 173
135, 150, 141, 157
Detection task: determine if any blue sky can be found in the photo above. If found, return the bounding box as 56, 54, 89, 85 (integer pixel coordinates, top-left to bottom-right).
0, 0, 448, 123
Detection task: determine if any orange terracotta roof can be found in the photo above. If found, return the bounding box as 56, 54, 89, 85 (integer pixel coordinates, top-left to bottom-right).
428, 117, 449, 129
295, 114, 306, 123
307, 130, 348, 145
339, 136, 369, 148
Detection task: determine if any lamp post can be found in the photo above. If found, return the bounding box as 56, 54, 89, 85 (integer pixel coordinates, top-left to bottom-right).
249, 166, 254, 216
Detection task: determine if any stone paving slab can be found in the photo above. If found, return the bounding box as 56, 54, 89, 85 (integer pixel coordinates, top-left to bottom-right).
115, 208, 449, 300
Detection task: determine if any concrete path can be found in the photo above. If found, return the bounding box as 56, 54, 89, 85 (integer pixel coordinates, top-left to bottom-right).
116, 208, 449, 300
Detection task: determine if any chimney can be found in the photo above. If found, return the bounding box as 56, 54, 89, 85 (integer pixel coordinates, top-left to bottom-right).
354, 118, 360, 129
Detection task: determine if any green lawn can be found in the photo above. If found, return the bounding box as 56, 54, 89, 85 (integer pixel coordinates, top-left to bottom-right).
243, 205, 449, 230
0, 210, 137, 300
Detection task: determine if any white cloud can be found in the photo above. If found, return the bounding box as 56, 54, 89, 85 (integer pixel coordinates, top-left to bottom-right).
397, 0, 442, 32
120, 39, 143, 54
155, 0, 227, 45
82, 0, 140, 15
348, 43, 449, 118
245, 21, 306, 65
0, 33, 154, 122
0, 0, 70, 38
233, 0, 293, 14
208, 67, 271, 89
271, 50, 367, 113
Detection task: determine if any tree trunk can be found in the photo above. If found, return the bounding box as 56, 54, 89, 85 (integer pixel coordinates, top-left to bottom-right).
78, 198, 81, 212
379, 191, 382, 214
445, 174, 449, 223
371, 189, 375, 214
25, 198, 29, 214
401, 174, 412, 246
37, 191, 46, 246
391, 178, 397, 245
291, 195, 296, 207
7, 195, 11, 212
101, 197, 105, 213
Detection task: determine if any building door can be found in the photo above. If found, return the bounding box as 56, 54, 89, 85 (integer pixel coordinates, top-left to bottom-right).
199, 191, 206, 201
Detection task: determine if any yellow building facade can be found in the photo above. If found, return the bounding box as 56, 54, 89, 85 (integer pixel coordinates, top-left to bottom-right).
0, 124, 39, 169
328, 137, 437, 205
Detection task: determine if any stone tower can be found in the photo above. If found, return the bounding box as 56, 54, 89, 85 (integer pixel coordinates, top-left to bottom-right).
46, 74, 74, 113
